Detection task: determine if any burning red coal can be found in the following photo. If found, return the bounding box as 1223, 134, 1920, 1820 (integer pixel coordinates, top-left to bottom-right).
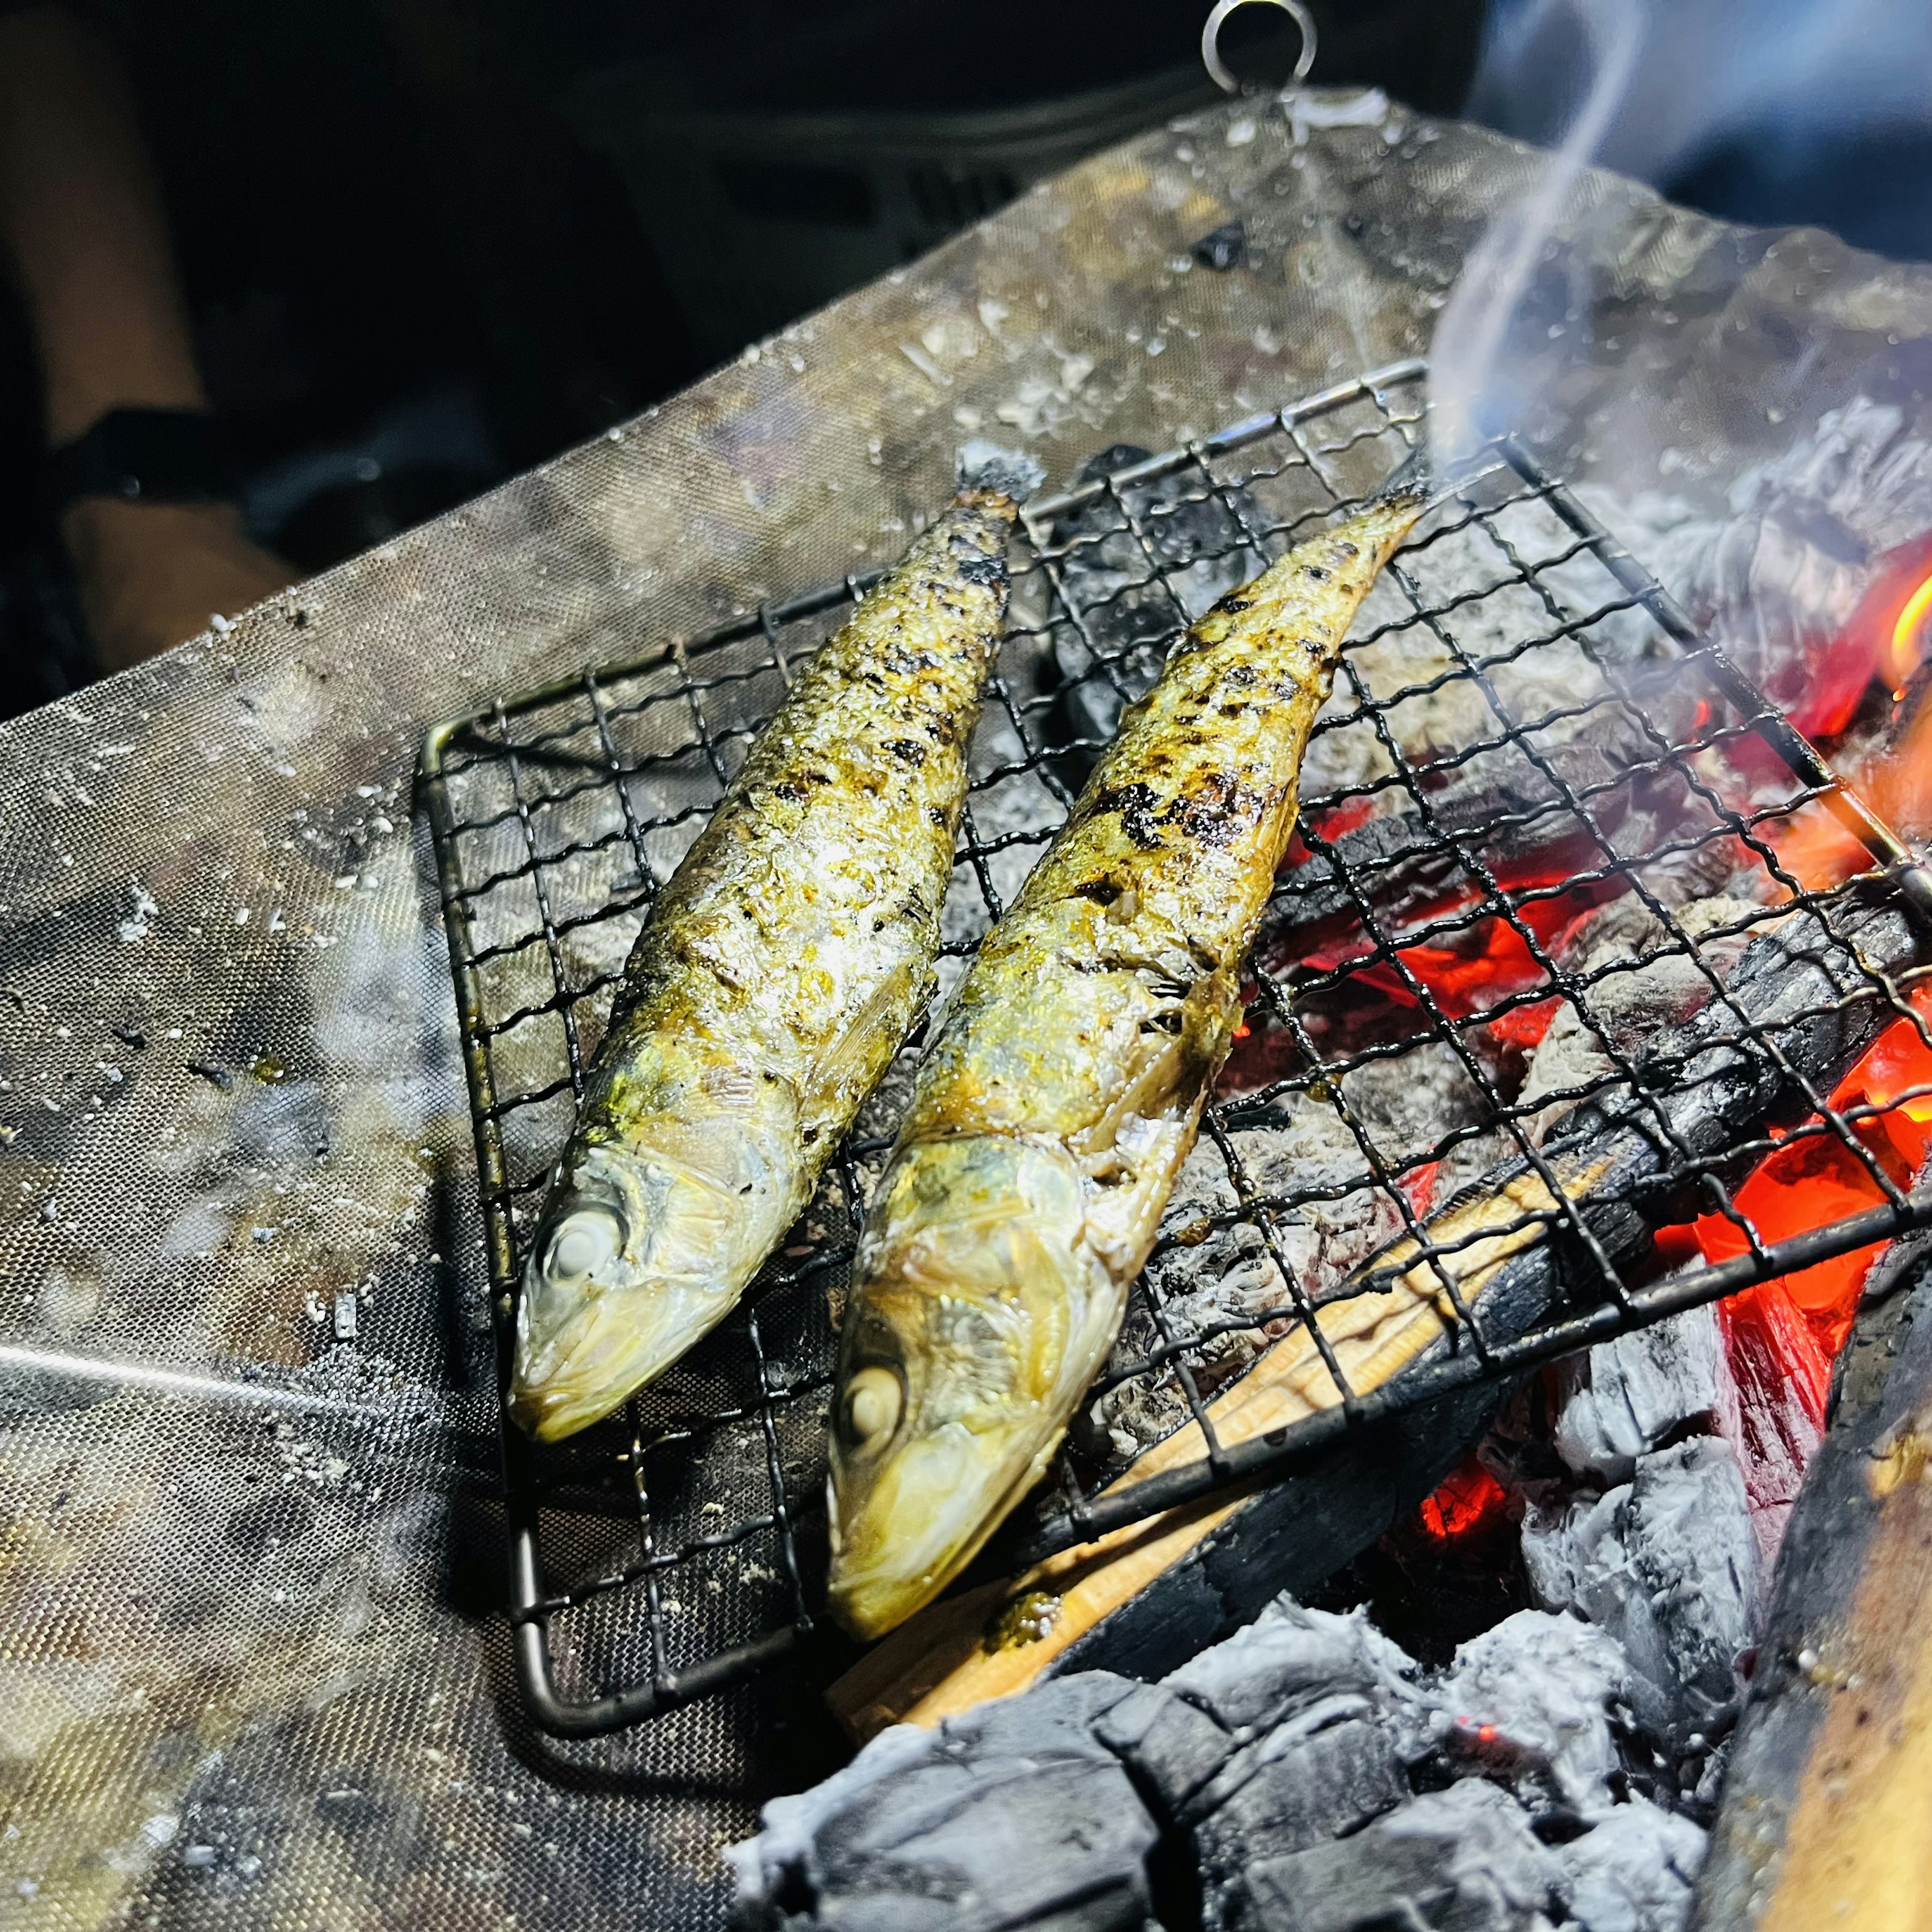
1417, 1458, 1511, 1542
1224, 565, 1932, 1558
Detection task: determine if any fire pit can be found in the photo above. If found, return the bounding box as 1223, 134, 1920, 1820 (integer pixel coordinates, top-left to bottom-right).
420, 360, 1932, 1742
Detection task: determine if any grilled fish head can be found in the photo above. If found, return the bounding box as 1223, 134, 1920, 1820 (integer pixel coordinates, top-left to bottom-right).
510, 1130, 788, 1443
826, 1135, 1111, 1640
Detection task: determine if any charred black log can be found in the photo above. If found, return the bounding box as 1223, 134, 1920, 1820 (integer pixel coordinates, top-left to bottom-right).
1254, 723, 1765, 980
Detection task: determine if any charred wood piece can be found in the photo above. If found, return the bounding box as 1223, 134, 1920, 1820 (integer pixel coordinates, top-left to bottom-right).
1694, 1222, 1932, 1931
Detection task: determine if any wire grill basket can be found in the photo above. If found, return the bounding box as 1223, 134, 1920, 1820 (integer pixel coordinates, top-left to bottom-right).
420, 358, 1932, 1736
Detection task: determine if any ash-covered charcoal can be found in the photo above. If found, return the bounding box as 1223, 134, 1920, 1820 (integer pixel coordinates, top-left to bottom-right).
1518, 895, 1776, 1146
1429, 1609, 1631, 1813
1478, 887, 1916, 1279
1297, 508, 1657, 815
745, 1592, 1713, 1932
1520, 1438, 1764, 1745
1132, 1604, 1433, 1923
1549, 1305, 1729, 1486
1553, 1796, 1707, 1932
726, 1672, 1159, 1932
1232, 1779, 1564, 1932
1077, 1041, 1494, 1469
1654, 396, 1932, 738
1045, 447, 1266, 775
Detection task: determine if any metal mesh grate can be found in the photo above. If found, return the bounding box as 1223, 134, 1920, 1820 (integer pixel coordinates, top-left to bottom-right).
420, 358, 1932, 1735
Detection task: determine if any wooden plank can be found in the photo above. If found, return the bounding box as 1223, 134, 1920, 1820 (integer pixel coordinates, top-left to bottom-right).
1697, 1231, 1932, 1931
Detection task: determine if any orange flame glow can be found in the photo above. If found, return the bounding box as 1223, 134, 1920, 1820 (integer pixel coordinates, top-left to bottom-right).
1416, 1457, 1510, 1542
1662, 985, 1932, 1363
1890, 569, 1932, 693
1771, 558, 1932, 895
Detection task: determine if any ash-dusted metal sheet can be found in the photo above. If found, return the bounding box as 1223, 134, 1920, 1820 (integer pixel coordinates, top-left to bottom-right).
9, 86, 1932, 1932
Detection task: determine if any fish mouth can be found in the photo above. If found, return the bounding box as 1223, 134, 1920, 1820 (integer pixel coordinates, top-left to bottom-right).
509, 1272, 726, 1442
826, 1420, 1062, 1640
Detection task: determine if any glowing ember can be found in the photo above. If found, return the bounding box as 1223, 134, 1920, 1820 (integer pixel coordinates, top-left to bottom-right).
1417, 1457, 1510, 1542
1888, 568, 1932, 693
1774, 553, 1932, 892
1667, 986, 1932, 1363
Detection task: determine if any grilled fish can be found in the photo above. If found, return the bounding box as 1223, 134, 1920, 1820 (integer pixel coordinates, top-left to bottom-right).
510, 444, 1044, 1443
827, 492, 1425, 1639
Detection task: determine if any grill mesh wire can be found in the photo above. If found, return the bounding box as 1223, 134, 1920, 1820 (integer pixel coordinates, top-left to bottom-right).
421, 362, 1932, 1734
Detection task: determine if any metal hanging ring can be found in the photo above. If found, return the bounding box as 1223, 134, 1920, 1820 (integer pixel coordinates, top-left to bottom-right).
1201, 0, 1317, 96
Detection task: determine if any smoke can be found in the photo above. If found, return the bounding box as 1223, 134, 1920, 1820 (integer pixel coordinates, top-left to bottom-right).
1430, 0, 1932, 471
1428, 0, 1644, 467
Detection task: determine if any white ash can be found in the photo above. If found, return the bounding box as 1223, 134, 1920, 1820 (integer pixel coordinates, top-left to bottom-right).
1554, 1795, 1707, 1932
1045, 454, 1267, 758
1429, 1609, 1631, 1815
1521, 1438, 1763, 1745
1236, 1778, 1565, 1932
731, 1598, 1712, 1932
1550, 1304, 1729, 1487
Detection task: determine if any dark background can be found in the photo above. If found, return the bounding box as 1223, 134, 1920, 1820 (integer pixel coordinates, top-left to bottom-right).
4, 0, 1927, 718
0, 0, 1488, 716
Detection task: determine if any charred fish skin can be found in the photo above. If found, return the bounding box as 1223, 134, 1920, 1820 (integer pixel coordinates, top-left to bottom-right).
510, 447, 1045, 1444
828, 494, 1425, 1640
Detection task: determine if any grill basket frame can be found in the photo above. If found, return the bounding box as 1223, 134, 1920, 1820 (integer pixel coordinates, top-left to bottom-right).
420, 358, 1932, 1736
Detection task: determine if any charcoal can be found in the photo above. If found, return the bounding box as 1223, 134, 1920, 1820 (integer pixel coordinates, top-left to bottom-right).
1549, 1305, 1728, 1485
1162, 1599, 1432, 1748
1554, 888, 1914, 1171
1519, 898, 1773, 1146
1378, 890, 1919, 1425
1095, 1600, 1431, 1826
1192, 1712, 1409, 1925
753, 1581, 1718, 1932
1553, 1797, 1706, 1932
1049, 1377, 1510, 1684
1430, 1610, 1630, 1813
1045, 890, 1910, 1700
1232, 1780, 1563, 1932
1520, 1438, 1762, 1743
1666, 396, 1932, 733
1259, 741, 1634, 959
1083, 1041, 1489, 1469
726, 1673, 1157, 1932
1092, 1678, 1241, 1819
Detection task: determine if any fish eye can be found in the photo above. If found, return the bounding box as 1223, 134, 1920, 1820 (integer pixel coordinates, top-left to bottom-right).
542, 1206, 625, 1285
841, 1365, 903, 1452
